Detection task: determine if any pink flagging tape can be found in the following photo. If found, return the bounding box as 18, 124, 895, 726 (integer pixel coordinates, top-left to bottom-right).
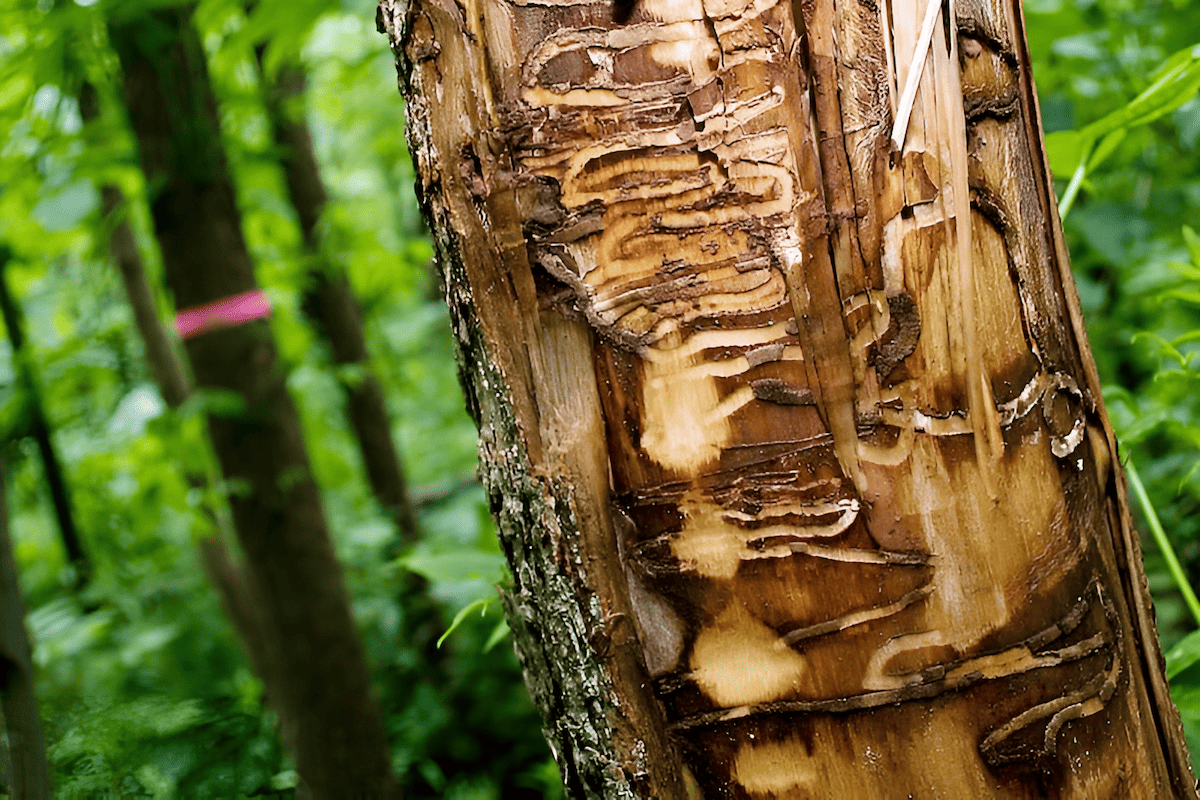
175, 289, 272, 340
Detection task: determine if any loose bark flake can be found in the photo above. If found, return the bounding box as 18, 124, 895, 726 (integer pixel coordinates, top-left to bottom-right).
384, 0, 1196, 796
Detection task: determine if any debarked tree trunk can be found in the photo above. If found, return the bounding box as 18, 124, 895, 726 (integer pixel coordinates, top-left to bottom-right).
380, 0, 1197, 796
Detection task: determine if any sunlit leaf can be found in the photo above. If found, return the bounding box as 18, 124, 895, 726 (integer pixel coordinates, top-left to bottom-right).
483, 618, 510, 652
403, 550, 507, 586
437, 597, 492, 648
1168, 630, 1200, 680
1184, 225, 1200, 269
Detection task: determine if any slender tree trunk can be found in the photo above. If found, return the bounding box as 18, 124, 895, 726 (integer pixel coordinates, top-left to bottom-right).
260, 58, 420, 543
256, 50, 445, 673
108, 8, 398, 798
0, 256, 87, 584
73, 82, 191, 411
381, 0, 1195, 797
97, 181, 190, 409
0, 458, 52, 800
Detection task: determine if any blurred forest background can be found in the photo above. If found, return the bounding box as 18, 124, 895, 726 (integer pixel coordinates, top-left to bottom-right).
0, 0, 1196, 796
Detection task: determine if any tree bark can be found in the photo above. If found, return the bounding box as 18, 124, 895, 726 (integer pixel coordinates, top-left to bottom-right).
108, 8, 398, 798
98, 181, 191, 409
381, 0, 1196, 797
260, 59, 421, 543
71, 83, 191, 412
0, 458, 52, 800
78, 77, 300, 767
0, 255, 87, 584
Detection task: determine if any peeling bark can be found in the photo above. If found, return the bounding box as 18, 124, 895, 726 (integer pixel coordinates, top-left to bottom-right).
382, 0, 1195, 796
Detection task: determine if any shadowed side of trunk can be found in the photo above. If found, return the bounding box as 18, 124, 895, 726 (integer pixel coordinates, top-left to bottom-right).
108, 8, 398, 798
382, 0, 1194, 797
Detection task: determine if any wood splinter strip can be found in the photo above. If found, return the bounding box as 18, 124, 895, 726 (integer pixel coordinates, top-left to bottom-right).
889, 0, 944, 151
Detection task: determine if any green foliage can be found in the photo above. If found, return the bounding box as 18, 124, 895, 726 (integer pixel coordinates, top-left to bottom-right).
1047, 42, 1200, 216
0, 0, 1195, 794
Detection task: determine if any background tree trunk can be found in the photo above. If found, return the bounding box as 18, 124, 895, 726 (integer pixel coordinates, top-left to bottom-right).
80, 77, 294, 761
0, 257, 87, 585
108, 8, 398, 798
259, 58, 421, 543
0, 458, 51, 800
382, 0, 1196, 797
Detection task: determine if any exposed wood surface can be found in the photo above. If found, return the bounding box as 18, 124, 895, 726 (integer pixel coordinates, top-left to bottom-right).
384, 0, 1196, 796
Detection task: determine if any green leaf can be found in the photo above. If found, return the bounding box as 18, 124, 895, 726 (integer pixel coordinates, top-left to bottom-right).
483, 618, 510, 652
1168, 260, 1200, 283
1163, 288, 1200, 305
1083, 44, 1200, 141
1045, 129, 1084, 177
1052, 45, 1200, 187
1178, 460, 1200, 495
334, 361, 368, 390
1131, 332, 1189, 368
1184, 225, 1200, 270
1170, 329, 1200, 348
179, 388, 248, 421
270, 770, 299, 790
437, 598, 492, 648
1168, 630, 1200, 680
109, 385, 166, 436
402, 550, 507, 585
1085, 128, 1126, 173
31, 178, 100, 232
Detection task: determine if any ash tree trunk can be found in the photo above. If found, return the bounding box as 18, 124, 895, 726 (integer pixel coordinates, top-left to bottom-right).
381, 0, 1196, 797
107, 7, 398, 798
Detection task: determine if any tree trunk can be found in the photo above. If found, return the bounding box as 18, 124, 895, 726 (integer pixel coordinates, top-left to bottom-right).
108, 8, 398, 798
0, 256, 87, 585
0, 457, 52, 800
80, 77, 297, 761
380, 0, 1196, 797
259, 59, 421, 543
73, 80, 192, 412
